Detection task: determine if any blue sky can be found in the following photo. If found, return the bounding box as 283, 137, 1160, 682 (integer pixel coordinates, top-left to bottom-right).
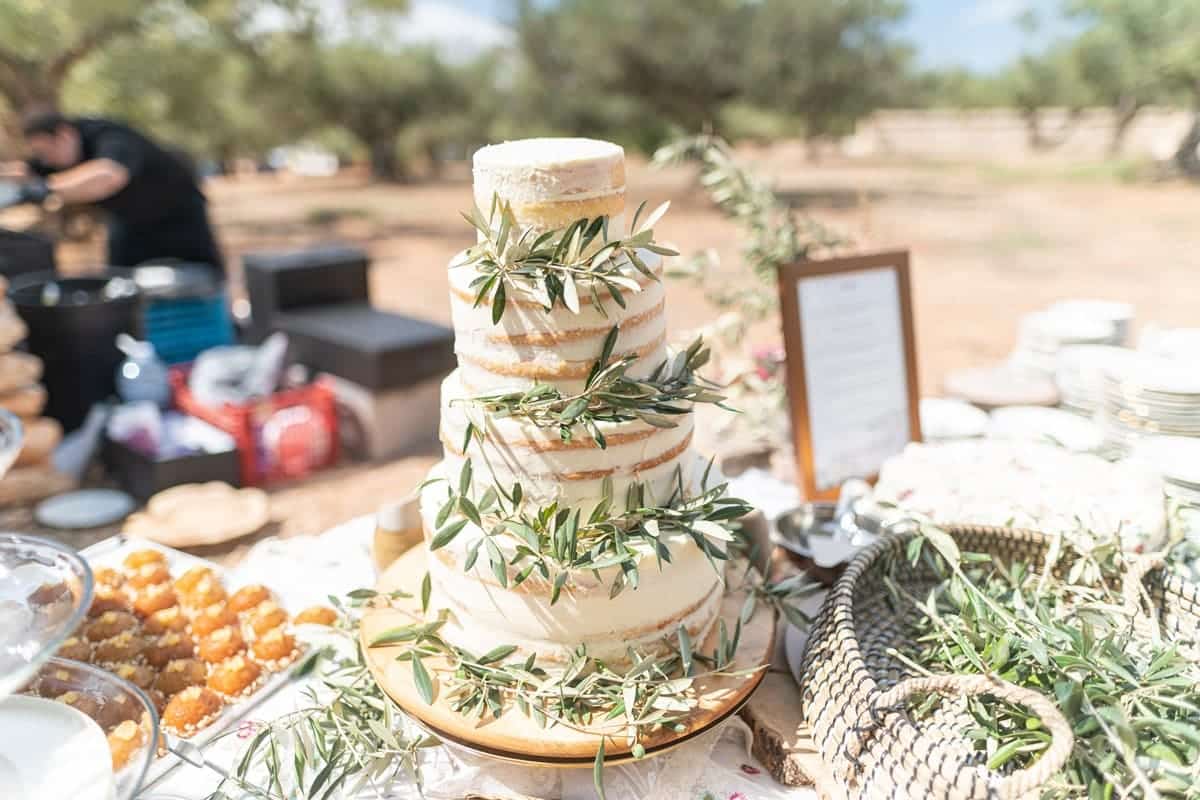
440, 0, 1071, 74
896, 0, 1074, 72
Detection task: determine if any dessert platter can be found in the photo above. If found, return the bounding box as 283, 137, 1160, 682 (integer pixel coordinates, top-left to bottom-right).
360, 138, 775, 766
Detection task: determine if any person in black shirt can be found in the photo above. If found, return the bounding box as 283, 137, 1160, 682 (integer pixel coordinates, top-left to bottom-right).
4, 110, 223, 272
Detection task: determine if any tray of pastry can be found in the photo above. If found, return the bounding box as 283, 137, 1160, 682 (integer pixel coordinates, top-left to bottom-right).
57, 534, 338, 787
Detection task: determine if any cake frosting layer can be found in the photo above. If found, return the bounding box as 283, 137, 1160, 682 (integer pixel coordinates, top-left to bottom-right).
449, 250, 667, 395
440, 369, 696, 507
473, 138, 625, 234
419, 472, 722, 664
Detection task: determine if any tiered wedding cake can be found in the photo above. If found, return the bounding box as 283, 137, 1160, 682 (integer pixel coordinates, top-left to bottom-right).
419, 138, 729, 666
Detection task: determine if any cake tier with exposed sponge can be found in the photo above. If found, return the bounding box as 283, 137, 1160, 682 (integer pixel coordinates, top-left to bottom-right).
422, 137, 717, 669
472, 138, 626, 234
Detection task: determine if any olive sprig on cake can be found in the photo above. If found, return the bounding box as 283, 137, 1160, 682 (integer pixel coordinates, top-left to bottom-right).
366, 608, 755, 745
455, 195, 677, 323
455, 326, 729, 449
424, 459, 751, 603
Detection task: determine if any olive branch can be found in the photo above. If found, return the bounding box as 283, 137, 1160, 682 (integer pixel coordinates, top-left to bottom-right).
892, 526, 1200, 797
425, 458, 752, 603
454, 195, 678, 323
455, 326, 730, 449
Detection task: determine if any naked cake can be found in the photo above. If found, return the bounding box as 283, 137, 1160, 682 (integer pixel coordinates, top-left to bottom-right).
420, 138, 735, 666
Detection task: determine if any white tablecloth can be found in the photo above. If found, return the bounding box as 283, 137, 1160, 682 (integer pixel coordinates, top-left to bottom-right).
146, 469, 815, 799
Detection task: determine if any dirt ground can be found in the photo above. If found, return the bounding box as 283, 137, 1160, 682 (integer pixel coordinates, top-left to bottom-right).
8, 144, 1200, 560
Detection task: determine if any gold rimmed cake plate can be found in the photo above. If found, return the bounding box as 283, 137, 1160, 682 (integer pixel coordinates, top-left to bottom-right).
360, 547, 774, 765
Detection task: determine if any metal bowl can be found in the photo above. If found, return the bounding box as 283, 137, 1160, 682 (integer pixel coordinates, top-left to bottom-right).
772, 501, 902, 570
772, 502, 838, 558
0, 534, 94, 698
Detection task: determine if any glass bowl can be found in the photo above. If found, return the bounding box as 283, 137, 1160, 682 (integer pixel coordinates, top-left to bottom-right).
0, 409, 23, 478
11, 656, 161, 800
0, 534, 94, 698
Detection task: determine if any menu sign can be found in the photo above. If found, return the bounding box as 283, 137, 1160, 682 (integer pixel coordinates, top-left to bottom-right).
778, 251, 921, 499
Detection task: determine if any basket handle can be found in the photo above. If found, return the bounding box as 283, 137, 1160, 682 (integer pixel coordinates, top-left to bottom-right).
1122, 554, 1166, 637
855, 674, 1074, 799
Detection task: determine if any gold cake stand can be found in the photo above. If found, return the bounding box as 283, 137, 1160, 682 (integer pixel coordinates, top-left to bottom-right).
360, 547, 775, 766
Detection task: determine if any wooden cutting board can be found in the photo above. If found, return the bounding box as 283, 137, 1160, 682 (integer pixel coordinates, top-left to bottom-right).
741, 671, 844, 798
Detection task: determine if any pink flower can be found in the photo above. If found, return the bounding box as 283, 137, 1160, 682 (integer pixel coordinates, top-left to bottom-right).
729, 792, 750, 800
236, 720, 261, 739
751, 345, 786, 380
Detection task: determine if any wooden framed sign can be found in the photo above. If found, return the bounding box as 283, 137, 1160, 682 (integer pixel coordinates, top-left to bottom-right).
778, 250, 922, 500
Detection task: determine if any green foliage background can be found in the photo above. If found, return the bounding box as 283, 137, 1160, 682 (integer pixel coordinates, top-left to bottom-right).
2, 0, 1200, 176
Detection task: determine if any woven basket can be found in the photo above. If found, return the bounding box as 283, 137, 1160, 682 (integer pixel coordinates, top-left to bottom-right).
798, 523, 1200, 800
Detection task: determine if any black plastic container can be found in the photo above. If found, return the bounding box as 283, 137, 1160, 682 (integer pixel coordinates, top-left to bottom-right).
243, 245, 369, 343
102, 435, 240, 503
274, 304, 456, 391
0, 229, 56, 279
8, 272, 141, 431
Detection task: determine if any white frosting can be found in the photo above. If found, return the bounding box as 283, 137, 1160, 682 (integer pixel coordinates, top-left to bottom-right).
419, 472, 722, 664
440, 369, 696, 507
0, 695, 117, 800
473, 138, 624, 206
449, 250, 667, 395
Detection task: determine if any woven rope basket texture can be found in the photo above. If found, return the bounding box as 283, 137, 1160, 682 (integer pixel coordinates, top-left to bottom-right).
798, 523, 1200, 800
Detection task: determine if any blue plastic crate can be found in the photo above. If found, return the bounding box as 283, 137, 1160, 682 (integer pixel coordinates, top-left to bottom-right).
141, 293, 235, 365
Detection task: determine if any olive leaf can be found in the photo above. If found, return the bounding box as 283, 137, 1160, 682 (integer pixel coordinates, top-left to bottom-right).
453, 194, 678, 322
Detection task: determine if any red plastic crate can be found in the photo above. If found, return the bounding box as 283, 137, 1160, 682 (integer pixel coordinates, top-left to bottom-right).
169, 367, 339, 487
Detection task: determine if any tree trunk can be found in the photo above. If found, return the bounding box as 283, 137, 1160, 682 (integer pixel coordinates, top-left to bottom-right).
1174, 111, 1200, 180
1026, 106, 1083, 151
1021, 108, 1044, 150
424, 139, 444, 178
368, 137, 402, 182
804, 136, 822, 163
1108, 97, 1141, 157
0, 78, 59, 157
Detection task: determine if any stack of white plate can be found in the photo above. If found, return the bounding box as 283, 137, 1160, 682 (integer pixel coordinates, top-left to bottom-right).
1054, 344, 1134, 416
920, 397, 988, 442
1010, 305, 1129, 377
1048, 299, 1134, 344
986, 405, 1106, 454
1127, 436, 1200, 542
1099, 354, 1200, 455
1139, 326, 1200, 362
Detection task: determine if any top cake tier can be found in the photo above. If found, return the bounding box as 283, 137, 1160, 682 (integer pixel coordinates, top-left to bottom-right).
472, 138, 626, 234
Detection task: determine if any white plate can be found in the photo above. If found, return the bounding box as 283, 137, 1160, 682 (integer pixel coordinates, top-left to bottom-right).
1048, 299, 1134, 328
1112, 355, 1200, 396
35, 489, 136, 530
1128, 436, 1200, 487
920, 397, 989, 441
987, 406, 1105, 453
